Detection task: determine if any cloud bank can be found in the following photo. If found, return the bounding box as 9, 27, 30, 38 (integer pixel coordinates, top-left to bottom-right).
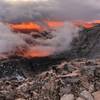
0, 0, 100, 22
0, 0, 99, 58
0, 22, 79, 57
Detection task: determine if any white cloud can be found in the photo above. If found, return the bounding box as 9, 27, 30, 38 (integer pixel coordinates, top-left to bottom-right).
0, 22, 79, 57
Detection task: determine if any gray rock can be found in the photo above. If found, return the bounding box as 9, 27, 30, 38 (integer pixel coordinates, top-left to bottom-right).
80, 90, 94, 100
61, 94, 74, 100
77, 97, 85, 100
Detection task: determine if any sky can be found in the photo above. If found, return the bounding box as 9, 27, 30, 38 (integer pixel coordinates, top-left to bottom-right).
0, 0, 100, 22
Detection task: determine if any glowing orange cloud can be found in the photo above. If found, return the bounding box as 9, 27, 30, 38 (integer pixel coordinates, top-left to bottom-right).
93, 20, 100, 24
9, 22, 42, 33
7, 20, 64, 58
21, 49, 52, 58
9, 20, 64, 33
46, 20, 64, 28
1, 19, 99, 59
73, 20, 93, 28
74, 20, 100, 29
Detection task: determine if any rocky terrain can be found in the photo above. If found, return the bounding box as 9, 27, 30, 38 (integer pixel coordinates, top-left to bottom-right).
0, 25, 100, 100
0, 58, 100, 100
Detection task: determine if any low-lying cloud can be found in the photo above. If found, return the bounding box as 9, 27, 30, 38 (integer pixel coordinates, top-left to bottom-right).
0, 22, 79, 57
0, 0, 99, 58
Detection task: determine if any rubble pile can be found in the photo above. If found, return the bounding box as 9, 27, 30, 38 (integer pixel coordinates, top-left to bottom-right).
0, 58, 99, 100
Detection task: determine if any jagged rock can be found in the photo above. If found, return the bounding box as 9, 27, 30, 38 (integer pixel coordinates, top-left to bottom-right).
80, 90, 94, 100
61, 94, 74, 100
70, 25, 100, 58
